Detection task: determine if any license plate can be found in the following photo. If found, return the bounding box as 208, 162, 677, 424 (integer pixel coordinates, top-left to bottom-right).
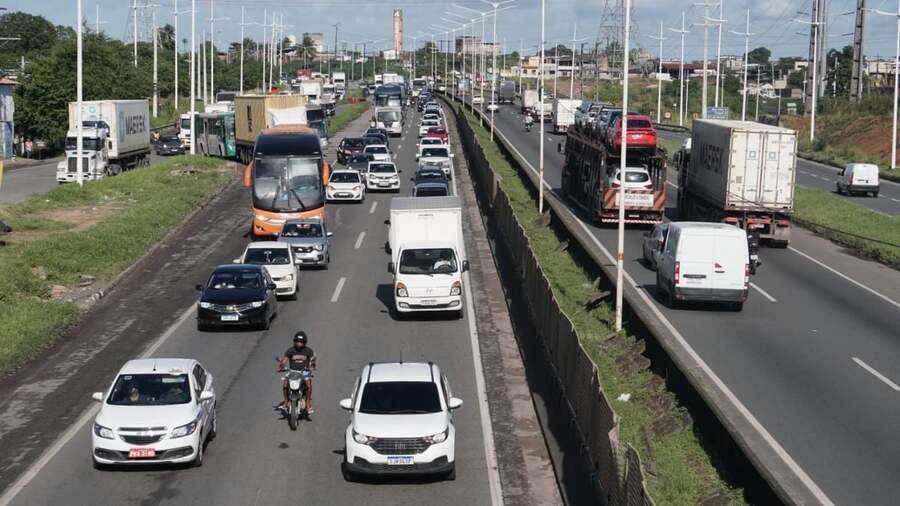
128, 448, 156, 458
220, 314, 239, 321
338, 193, 350, 197
387, 456, 414, 465
379, 182, 390, 187
419, 299, 438, 306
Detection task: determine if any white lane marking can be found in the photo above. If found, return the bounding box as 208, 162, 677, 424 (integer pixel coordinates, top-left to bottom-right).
354, 231, 366, 249
397, 144, 402, 150
0, 304, 197, 506
787, 246, 900, 310
891, 198, 900, 203
750, 282, 777, 302
447, 145, 504, 506
488, 117, 835, 505
330, 277, 347, 303
852, 357, 900, 392
369, 200, 378, 214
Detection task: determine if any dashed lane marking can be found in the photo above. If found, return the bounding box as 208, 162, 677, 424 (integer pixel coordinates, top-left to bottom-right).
354, 231, 366, 249
330, 277, 346, 303
852, 357, 900, 392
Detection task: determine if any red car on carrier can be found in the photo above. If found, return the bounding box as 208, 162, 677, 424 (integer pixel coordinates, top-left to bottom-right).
426, 126, 449, 144
606, 114, 657, 153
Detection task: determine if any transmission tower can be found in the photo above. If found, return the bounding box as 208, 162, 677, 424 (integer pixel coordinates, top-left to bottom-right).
123, 0, 155, 44
596, 0, 640, 78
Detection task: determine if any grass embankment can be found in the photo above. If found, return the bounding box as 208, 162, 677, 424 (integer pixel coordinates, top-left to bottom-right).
328, 100, 370, 136
0, 156, 232, 374
795, 187, 900, 268
459, 105, 742, 504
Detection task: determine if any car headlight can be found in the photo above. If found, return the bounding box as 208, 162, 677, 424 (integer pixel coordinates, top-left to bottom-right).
199, 301, 212, 309
254, 214, 270, 222
327, 184, 335, 191
353, 429, 373, 445
425, 428, 449, 444
93, 422, 114, 440
450, 281, 461, 296
251, 300, 266, 308
352, 185, 361, 191
171, 419, 200, 439
314, 243, 325, 251
280, 273, 294, 282
396, 282, 408, 297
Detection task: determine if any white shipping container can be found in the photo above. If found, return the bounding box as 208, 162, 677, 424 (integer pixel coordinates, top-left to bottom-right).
68, 100, 150, 159
389, 196, 464, 267
553, 99, 581, 132
688, 120, 796, 211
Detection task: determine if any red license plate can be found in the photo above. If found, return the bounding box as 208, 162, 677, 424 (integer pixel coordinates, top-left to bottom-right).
128, 448, 156, 458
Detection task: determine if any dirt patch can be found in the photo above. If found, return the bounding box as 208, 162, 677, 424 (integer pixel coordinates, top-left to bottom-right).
42, 202, 123, 231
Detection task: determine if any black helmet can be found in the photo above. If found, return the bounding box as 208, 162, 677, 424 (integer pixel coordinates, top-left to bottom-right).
293, 331, 308, 344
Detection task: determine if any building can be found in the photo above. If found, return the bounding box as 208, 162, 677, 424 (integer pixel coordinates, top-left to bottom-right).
0, 78, 14, 159
393, 9, 403, 53
303, 32, 324, 53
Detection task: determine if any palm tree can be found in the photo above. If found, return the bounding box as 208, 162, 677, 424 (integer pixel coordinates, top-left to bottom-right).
299, 35, 317, 67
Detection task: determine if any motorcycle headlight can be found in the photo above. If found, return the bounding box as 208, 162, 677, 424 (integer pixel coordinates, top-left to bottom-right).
314, 243, 325, 251
450, 281, 461, 296
199, 301, 212, 309
93, 422, 115, 440
171, 419, 200, 439
251, 300, 266, 308
353, 430, 373, 445
396, 283, 408, 298
425, 428, 449, 444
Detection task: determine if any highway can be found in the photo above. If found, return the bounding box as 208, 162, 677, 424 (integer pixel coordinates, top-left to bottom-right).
655, 129, 900, 216
1, 110, 499, 506
467, 98, 900, 505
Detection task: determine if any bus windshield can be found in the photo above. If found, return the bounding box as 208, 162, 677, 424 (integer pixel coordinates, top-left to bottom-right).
252, 156, 324, 213
377, 110, 401, 122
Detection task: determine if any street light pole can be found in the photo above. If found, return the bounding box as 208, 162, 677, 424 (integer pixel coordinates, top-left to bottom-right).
874, 4, 900, 169
731, 10, 753, 121
539, 0, 545, 214
648, 21, 667, 123
261, 9, 267, 93
714, 0, 725, 107
190, 0, 196, 154
795, 17, 824, 141
669, 13, 689, 126
133, 0, 138, 67
615, 0, 633, 332
77, 0, 84, 186
152, 5, 158, 117
695, 1, 717, 119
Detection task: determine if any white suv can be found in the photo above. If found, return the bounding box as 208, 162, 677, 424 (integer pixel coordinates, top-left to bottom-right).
91, 358, 216, 469
340, 362, 462, 481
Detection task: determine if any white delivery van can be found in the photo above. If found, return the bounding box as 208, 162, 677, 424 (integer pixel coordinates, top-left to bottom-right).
836, 163, 880, 197
387, 197, 468, 318
655, 222, 750, 311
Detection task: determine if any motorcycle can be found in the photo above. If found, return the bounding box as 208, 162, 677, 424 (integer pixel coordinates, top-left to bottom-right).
749, 250, 760, 275
525, 120, 533, 132
279, 366, 312, 430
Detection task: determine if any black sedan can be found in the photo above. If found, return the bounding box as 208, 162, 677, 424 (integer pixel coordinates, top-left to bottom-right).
155, 135, 185, 156
196, 264, 278, 331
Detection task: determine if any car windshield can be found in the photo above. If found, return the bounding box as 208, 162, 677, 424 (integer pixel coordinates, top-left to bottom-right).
330, 172, 360, 183
244, 248, 291, 265
281, 222, 322, 238
369, 163, 395, 173
416, 186, 448, 197
65, 137, 104, 151
614, 170, 650, 183
252, 156, 324, 212
416, 170, 445, 181
349, 154, 372, 164
207, 270, 263, 289
343, 138, 366, 148
377, 110, 401, 122
399, 248, 458, 274
421, 148, 449, 158
422, 139, 441, 145
161, 136, 180, 143
422, 120, 439, 126
359, 381, 442, 414
180, 118, 191, 129
428, 128, 445, 135
366, 146, 388, 154
107, 373, 192, 406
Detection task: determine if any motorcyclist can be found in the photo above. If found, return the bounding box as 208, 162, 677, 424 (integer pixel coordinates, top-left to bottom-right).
278, 331, 317, 414
747, 229, 761, 273
524, 112, 534, 131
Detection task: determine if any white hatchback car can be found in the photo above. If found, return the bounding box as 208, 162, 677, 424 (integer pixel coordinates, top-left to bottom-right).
418, 119, 441, 137
327, 169, 365, 202
364, 144, 391, 163
366, 161, 401, 191
340, 362, 462, 481
236, 241, 299, 299
91, 358, 216, 469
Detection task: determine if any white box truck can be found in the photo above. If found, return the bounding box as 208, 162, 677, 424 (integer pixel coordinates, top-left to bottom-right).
332, 71, 347, 95
678, 119, 797, 246
387, 196, 469, 318
522, 89, 551, 118
552, 99, 580, 133
57, 100, 151, 183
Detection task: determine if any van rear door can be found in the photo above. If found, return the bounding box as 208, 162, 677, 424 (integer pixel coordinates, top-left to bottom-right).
711, 233, 748, 291
676, 233, 715, 291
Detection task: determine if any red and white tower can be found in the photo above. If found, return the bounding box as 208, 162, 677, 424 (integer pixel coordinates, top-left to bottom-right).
393, 9, 403, 52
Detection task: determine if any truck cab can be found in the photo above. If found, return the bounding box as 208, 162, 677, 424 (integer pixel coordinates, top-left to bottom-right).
56, 126, 110, 183
178, 113, 192, 148
387, 197, 468, 318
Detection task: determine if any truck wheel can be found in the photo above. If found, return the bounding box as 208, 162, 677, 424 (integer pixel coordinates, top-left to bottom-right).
730, 301, 744, 312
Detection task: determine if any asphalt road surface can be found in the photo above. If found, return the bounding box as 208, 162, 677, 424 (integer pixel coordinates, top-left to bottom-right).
655, 129, 900, 216
2, 110, 498, 506
470, 98, 900, 505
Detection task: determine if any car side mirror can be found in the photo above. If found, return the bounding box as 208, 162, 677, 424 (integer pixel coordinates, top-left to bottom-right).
233, 258, 242, 264
388, 262, 395, 274
450, 153, 455, 158
448, 397, 463, 410
199, 390, 214, 402
267, 282, 277, 290
326, 231, 334, 237
462, 260, 470, 272
91, 392, 104, 402
195, 284, 204, 291
339, 398, 353, 410
384, 219, 390, 225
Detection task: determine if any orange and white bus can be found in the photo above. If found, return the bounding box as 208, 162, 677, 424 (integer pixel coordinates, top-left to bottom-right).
243, 125, 331, 239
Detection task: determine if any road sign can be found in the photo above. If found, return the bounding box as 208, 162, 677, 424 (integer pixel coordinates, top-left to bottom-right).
706, 106, 730, 120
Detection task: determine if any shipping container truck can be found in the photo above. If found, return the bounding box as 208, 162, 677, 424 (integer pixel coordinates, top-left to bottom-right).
332, 71, 346, 94
552, 98, 580, 133
56, 100, 150, 183
498, 80, 516, 104
561, 122, 667, 224
233, 95, 307, 163
678, 120, 796, 246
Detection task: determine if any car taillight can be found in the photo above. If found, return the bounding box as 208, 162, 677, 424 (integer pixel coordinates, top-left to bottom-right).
744, 264, 750, 289
643, 183, 653, 190
674, 261, 681, 286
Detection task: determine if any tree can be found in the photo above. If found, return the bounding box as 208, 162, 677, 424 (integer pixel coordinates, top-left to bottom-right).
298, 35, 317, 63
549, 44, 572, 56
0, 12, 61, 69
747, 46, 771, 66
158, 24, 175, 51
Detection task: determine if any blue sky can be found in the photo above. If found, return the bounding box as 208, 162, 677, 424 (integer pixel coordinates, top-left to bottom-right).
5, 0, 898, 60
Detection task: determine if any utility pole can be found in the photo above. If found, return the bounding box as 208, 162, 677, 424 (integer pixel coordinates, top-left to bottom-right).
615, 0, 633, 333
711, 1, 727, 107
755, 65, 761, 121
77, 0, 84, 186
208, 0, 230, 102
874, 3, 900, 169
152, 5, 158, 117
796, 16, 824, 141
133, 0, 139, 67
332, 22, 340, 77
173, 0, 188, 110
648, 20, 667, 123
850, 0, 866, 100
239, 7, 245, 94
695, 1, 717, 119
190, 0, 196, 154
669, 13, 689, 126
731, 10, 753, 121
261, 9, 267, 93
539, 0, 545, 214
